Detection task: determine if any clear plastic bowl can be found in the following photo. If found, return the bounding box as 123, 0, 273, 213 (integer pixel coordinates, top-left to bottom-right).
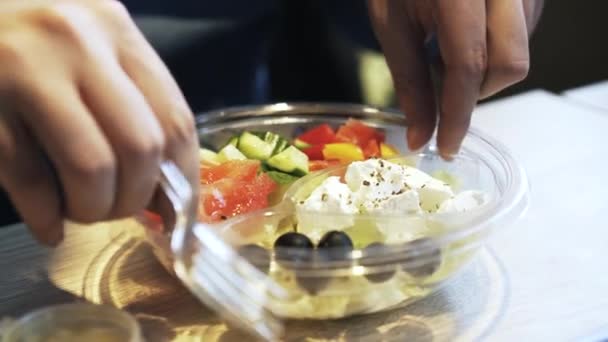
141, 103, 529, 320
1, 303, 142, 342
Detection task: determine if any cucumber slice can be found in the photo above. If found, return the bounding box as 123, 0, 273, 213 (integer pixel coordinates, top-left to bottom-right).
238, 132, 274, 160
260, 162, 272, 172
293, 138, 311, 150
259, 131, 290, 156
266, 146, 309, 176
218, 144, 247, 162
227, 135, 239, 147
199, 148, 221, 165
262, 132, 281, 152
266, 171, 300, 185
273, 137, 290, 155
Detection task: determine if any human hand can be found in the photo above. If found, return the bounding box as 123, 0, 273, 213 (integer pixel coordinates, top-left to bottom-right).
368, 0, 544, 157
0, 0, 199, 245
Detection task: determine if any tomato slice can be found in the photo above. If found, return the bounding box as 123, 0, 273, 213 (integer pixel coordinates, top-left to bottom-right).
296, 124, 337, 145
336, 119, 385, 148
335, 125, 358, 144
363, 139, 381, 158
303, 144, 325, 160
200, 160, 260, 184
199, 161, 276, 223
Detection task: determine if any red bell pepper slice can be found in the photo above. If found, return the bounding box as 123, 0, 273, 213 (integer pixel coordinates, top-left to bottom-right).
363, 139, 381, 158
336, 119, 385, 148
296, 124, 337, 145
303, 144, 325, 160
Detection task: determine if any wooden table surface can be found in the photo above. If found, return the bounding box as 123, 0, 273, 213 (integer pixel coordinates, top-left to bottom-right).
2, 89, 608, 342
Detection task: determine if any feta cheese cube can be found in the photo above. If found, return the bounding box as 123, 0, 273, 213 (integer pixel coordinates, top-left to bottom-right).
400, 166, 454, 212
438, 190, 488, 214
297, 176, 358, 242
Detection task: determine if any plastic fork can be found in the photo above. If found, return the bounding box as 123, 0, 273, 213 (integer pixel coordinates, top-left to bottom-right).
158, 161, 287, 341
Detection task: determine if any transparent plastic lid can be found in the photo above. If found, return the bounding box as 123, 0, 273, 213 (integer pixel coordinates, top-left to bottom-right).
154, 103, 530, 340
1, 303, 142, 342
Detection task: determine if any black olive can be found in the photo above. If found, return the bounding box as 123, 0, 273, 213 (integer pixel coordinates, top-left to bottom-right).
296, 275, 330, 295
296, 249, 343, 295
399, 238, 442, 277
317, 231, 354, 262
290, 231, 353, 295
274, 232, 314, 249
273, 232, 314, 267
237, 244, 270, 274
360, 242, 396, 283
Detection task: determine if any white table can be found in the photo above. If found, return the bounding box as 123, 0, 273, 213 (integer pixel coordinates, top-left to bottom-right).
473, 90, 608, 341
562, 80, 608, 112
2, 90, 608, 342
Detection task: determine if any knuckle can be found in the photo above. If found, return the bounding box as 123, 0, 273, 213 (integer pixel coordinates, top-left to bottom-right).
387, 66, 435, 114
64, 155, 115, 223
96, 0, 133, 26
27, 4, 86, 40
0, 38, 24, 71
122, 133, 165, 165
448, 43, 488, 80
493, 59, 530, 83
0, 37, 35, 83
165, 110, 197, 151
99, 0, 129, 17
65, 152, 116, 185
391, 70, 425, 96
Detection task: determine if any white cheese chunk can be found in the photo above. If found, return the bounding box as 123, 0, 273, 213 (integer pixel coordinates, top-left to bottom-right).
295, 159, 486, 245
399, 166, 454, 213
375, 216, 428, 244
362, 189, 421, 215
297, 176, 358, 242
437, 190, 488, 214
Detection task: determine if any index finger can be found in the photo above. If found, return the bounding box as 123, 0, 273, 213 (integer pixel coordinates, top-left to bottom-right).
116, 20, 200, 227
367, 0, 437, 151
434, 0, 487, 157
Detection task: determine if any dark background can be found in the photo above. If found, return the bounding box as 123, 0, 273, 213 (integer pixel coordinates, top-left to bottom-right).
1, 1, 607, 226
499, 1, 608, 97
268, 1, 608, 103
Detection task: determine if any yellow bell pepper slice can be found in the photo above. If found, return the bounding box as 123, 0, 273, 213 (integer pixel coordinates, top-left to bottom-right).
380, 143, 399, 158
323, 143, 364, 163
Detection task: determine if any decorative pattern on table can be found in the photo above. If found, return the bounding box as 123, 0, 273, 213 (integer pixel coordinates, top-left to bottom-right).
42, 220, 510, 342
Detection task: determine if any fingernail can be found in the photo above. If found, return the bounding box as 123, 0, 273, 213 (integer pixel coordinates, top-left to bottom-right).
439, 151, 455, 161
438, 144, 460, 161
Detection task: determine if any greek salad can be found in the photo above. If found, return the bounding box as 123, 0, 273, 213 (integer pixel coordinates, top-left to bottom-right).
145, 118, 492, 317
197, 119, 400, 223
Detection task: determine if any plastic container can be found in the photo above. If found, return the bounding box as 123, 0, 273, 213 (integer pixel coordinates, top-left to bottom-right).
141, 103, 529, 320
1, 303, 142, 342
